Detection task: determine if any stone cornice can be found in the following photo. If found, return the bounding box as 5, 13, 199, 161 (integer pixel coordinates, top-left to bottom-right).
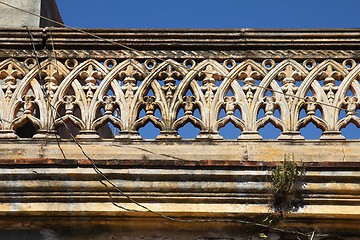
0, 141, 358, 166
1, 49, 360, 60
2, 28, 360, 51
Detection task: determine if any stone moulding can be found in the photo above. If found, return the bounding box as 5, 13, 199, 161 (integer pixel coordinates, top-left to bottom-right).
0, 28, 360, 238
2, 49, 360, 61
0, 141, 360, 236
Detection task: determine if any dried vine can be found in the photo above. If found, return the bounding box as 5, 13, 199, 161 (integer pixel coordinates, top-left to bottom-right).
270, 154, 305, 212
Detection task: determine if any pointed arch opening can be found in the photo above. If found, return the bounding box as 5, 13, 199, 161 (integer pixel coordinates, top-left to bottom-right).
340, 122, 360, 139
15, 121, 38, 138
138, 121, 160, 140
258, 122, 282, 139
299, 122, 323, 139
96, 121, 119, 139
219, 121, 241, 140
56, 121, 81, 139
178, 122, 200, 139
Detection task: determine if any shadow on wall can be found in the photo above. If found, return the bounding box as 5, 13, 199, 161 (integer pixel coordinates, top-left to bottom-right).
40, 0, 63, 27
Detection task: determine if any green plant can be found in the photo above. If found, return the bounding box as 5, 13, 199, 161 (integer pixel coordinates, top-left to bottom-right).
270, 153, 305, 212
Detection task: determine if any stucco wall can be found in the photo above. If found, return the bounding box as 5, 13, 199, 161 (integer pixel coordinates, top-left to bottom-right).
0, 0, 62, 27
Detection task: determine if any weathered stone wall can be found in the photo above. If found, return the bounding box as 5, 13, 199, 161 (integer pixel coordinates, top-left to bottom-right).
0, 28, 359, 239
0, 0, 62, 27
1, 29, 360, 141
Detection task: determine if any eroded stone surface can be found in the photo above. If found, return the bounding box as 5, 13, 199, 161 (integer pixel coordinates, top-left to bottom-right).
0, 28, 359, 238
0, 0, 62, 27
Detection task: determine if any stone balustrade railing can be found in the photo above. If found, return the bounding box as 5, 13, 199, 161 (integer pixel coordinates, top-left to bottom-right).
0, 28, 359, 140
1, 28, 360, 238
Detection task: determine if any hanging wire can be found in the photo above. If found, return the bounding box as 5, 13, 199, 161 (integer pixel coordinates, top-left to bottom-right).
26, 33, 309, 237
25, 26, 313, 240
27, 28, 141, 212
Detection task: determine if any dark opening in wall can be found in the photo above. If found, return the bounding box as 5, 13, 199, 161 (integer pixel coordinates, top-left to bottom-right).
15, 122, 38, 138
56, 121, 80, 139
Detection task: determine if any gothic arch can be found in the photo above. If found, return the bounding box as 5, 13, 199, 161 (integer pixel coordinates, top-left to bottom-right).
52, 59, 108, 129
212, 59, 267, 132
170, 59, 228, 130
294, 59, 348, 132
88, 59, 148, 131
129, 60, 185, 131
253, 59, 309, 132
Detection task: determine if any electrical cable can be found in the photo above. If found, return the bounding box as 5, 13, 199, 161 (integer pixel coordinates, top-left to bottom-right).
26, 25, 312, 239
27, 28, 140, 212
26, 25, 312, 238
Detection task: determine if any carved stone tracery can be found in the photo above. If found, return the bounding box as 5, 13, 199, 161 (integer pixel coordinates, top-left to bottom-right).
0, 54, 358, 140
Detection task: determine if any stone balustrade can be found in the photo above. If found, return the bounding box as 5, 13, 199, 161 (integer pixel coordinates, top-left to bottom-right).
0, 28, 360, 140
0, 28, 360, 238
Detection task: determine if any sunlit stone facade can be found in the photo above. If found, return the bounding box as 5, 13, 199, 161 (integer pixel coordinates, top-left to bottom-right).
0, 27, 359, 239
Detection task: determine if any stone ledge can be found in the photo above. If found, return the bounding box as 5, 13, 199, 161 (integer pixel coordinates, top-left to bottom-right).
0, 141, 358, 165
3, 28, 360, 50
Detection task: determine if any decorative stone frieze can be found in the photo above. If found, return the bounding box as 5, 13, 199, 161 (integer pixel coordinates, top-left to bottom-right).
0, 56, 358, 140
0, 28, 360, 239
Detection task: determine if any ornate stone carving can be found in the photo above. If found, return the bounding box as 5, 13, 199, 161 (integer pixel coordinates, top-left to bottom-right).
344, 96, 358, 116
199, 65, 221, 106
79, 65, 103, 104
143, 96, 156, 116
224, 96, 236, 116
263, 96, 277, 116
2, 49, 360, 60
304, 96, 317, 116
63, 95, 76, 115
318, 65, 343, 104
119, 65, 140, 101
22, 95, 36, 115
278, 65, 303, 105
0, 62, 23, 102
0, 55, 358, 140
183, 95, 196, 115
40, 63, 63, 101
158, 65, 181, 105
238, 65, 260, 103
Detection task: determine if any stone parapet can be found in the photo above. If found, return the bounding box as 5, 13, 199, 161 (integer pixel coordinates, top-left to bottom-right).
0, 28, 359, 239
0, 29, 360, 140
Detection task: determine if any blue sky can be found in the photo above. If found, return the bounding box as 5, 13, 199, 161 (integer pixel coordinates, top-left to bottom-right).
57, 0, 360, 28
55, 0, 360, 139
